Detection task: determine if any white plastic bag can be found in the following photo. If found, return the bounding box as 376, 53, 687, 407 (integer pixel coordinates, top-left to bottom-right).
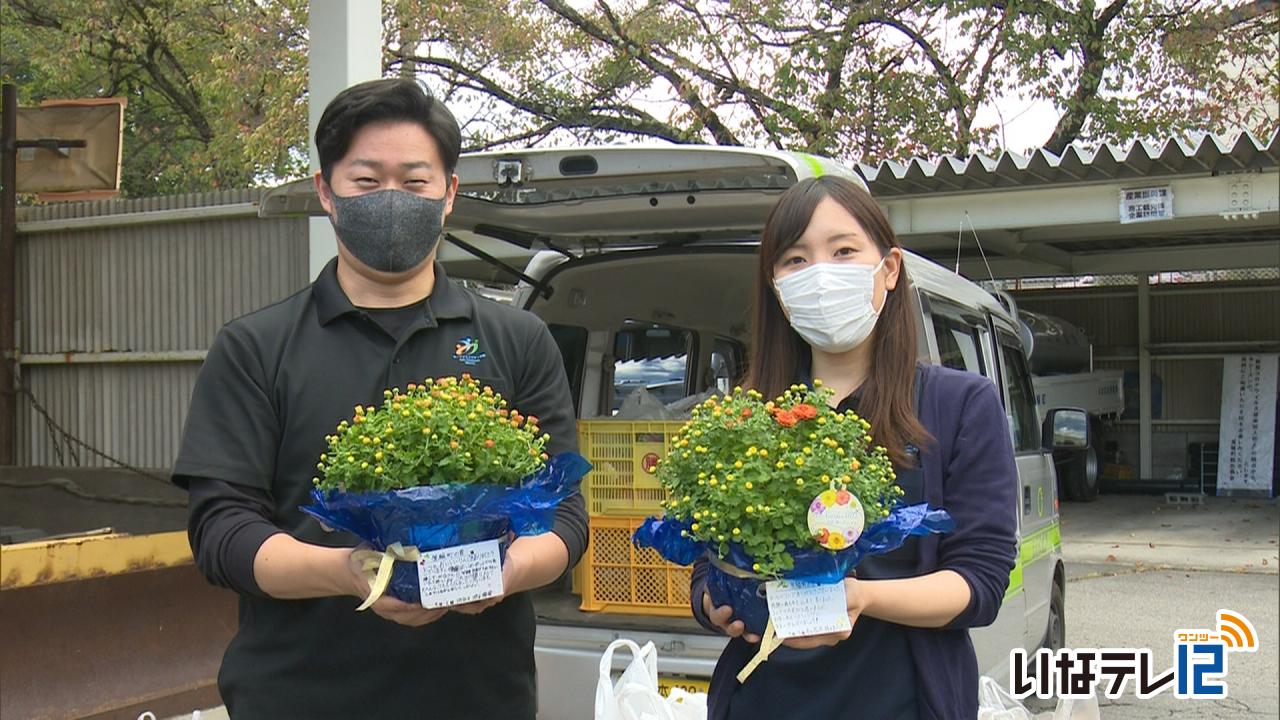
978, 676, 1035, 720
594, 639, 706, 720
664, 687, 707, 720
614, 388, 675, 420
978, 676, 1101, 720
1050, 695, 1101, 720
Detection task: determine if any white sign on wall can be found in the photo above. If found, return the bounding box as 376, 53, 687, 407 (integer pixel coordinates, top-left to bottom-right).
1217, 355, 1278, 495
1119, 185, 1174, 223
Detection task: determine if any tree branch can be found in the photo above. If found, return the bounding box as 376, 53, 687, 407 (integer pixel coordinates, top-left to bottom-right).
1045, 0, 1130, 153
595, 0, 741, 143
465, 122, 562, 151
672, 0, 784, 149
868, 14, 973, 150
537, 0, 741, 144
9, 0, 62, 29
807, 8, 866, 150
970, 11, 1014, 120
139, 40, 214, 142
404, 53, 696, 142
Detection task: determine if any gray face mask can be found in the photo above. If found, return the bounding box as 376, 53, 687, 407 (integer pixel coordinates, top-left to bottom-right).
328, 189, 446, 273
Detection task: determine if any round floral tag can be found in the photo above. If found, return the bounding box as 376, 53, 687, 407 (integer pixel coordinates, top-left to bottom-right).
807, 488, 865, 550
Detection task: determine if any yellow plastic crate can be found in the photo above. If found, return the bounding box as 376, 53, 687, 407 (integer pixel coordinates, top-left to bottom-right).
578, 420, 686, 516
571, 557, 584, 594
579, 515, 693, 617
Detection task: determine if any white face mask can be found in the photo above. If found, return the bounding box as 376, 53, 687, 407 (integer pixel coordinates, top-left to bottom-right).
774, 259, 886, 353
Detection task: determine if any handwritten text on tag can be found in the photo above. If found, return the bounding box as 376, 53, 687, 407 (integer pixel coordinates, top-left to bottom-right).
765, 579, 851, 639
417, 538, 505, 609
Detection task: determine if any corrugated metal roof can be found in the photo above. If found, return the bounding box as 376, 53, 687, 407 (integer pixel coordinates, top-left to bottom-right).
16, 188, 265, 221
856, 130, 1280, 197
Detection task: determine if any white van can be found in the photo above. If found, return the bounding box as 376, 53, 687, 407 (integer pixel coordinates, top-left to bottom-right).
263, 146, 1078, 719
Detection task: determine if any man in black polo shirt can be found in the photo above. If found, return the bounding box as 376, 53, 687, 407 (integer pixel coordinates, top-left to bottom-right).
173, 78, 586, 719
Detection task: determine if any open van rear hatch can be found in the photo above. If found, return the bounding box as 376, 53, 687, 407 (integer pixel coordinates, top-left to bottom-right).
257, 146, 858, 282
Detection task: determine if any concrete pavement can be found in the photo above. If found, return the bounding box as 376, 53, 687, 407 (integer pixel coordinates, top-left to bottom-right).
1059, 494, 1279, 574
1056, 494, 1279, 719
1065, 567, 1279, 718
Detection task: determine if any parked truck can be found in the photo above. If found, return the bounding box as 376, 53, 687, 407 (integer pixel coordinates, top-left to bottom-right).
993, 293, 1124, 502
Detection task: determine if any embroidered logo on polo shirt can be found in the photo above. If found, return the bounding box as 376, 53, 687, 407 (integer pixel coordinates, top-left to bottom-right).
453, 336, 488, 366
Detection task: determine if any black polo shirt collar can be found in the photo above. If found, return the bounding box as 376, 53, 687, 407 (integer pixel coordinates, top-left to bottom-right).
797, 362, 864, 412
313, 257, 473, 327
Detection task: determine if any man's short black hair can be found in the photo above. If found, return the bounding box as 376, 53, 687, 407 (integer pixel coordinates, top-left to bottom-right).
315, 78, 462, 182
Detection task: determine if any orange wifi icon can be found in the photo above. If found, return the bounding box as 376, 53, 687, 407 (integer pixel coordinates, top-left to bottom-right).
1217, 610, 1259, 652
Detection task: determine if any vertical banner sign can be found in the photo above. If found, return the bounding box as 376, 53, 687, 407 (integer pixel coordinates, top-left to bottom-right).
1217, 355, 1278, 495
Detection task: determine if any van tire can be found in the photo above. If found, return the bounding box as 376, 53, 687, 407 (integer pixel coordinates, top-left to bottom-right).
1044, 581, 1065, 652
1025, 579, 1065, 711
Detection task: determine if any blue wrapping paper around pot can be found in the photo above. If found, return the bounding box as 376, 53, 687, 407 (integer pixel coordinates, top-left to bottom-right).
302, 452, 590, 603
635, 503, 954, 635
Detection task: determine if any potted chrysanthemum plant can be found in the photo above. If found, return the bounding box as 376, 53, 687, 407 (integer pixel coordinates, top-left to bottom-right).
303, 374, 590, 609
634, 382, 951, 676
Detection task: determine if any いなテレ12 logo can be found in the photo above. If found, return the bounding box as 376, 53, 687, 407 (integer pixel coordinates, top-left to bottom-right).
1009, 609, 1259, 702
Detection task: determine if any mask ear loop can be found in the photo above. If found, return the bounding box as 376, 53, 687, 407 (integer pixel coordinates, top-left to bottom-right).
870, 256, 891, 315
771, 276, 794, 322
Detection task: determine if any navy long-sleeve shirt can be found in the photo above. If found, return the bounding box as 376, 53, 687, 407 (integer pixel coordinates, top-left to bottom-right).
691, 363, 1019, 719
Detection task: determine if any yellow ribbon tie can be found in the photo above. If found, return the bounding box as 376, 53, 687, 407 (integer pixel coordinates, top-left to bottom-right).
352, 542, 421, 611
736, 618, 783, 683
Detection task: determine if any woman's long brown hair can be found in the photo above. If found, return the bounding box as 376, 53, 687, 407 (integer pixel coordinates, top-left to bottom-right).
747, 175, 929, 467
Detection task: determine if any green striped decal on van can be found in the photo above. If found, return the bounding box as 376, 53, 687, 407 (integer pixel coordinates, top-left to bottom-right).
1003, 522, 1061, 600
800, 153, 826, 177
1006, 563, 1023, 602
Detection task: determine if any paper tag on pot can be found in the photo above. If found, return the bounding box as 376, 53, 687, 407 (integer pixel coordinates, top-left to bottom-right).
417, 538, 504, 609
765, 579, 851, 639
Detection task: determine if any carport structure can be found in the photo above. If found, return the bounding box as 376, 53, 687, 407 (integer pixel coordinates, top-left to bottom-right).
860, 130, 1279, 485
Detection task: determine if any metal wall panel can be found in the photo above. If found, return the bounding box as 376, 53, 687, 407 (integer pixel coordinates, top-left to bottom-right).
1014, 292, 1138, 353
1015, 285, 1275, 421
16, 189, 262, 221
17, 216, 307, 354
1152, 358, 1224, 420
16, 363, 201, 469
1015, 283, 1279, 351
15, 190, 309, 469
1151, 287, 1280, 344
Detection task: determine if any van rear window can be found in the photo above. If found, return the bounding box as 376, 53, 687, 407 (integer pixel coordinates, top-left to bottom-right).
612, 322, 694, 413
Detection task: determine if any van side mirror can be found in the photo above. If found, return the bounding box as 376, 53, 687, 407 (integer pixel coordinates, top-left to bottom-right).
1043, 408, 1090, 450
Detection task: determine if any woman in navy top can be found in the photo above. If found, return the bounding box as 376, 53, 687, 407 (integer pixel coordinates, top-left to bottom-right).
690, 176, 1019, 719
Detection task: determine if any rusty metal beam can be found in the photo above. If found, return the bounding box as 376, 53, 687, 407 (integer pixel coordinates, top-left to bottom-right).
1, 535, 237, 719
1, 531, 195, 589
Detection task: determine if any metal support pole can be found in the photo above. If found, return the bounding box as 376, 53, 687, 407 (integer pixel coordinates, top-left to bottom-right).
1138, 274, 1153, 480
1, 83, 18, 466
307, 0, 382, 280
